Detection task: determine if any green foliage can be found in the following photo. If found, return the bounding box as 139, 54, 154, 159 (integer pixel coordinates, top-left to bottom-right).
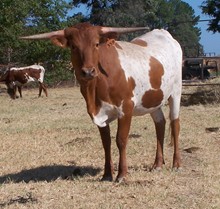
0, 0, 205, 86
44, 61, 73, 87
201, 0, 220, 33
0, 0, 74, 85
0, 0, 70, 62
164, 0, 202, 57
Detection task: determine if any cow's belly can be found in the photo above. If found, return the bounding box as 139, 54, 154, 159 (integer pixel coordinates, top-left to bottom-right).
92, 99, 164, 127
9, 81, 22, 87
132, 103, 162, 116
131, 87, 170, 116
11, 76, 36, 87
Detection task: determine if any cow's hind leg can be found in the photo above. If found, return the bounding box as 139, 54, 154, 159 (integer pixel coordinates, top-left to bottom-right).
151, 108, 166, 170
12, 86, 18, 99
17, 86, 22, 98
98, 125, 114, 181
38, 82, 48, 97
168, 96, 181, 169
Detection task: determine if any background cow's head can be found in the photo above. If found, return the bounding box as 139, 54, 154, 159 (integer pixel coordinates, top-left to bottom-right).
20, 23, 148, 82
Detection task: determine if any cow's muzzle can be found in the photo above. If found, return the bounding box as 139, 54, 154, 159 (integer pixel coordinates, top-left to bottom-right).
81, 67, 97, 79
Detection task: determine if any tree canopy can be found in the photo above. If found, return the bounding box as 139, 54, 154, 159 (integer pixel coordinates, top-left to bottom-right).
0, 0, 72, 64
71, 0, 202, 57
0, 0, 205, 84
201, 0, 220, 33
0, 0, 74, 84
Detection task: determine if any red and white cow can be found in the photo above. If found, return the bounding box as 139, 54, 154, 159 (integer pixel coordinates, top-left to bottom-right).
0, 65, 48, 99
20, 23, 182, 182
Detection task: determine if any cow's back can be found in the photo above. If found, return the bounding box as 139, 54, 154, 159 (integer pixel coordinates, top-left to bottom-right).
135, 29, 182, 76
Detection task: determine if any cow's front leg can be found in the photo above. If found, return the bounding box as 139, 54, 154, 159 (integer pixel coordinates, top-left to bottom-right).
116, 104, 133, 183
98, 125, 114, 181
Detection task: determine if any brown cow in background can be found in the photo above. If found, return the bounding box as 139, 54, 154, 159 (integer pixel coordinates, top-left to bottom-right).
0, 64, 48, 99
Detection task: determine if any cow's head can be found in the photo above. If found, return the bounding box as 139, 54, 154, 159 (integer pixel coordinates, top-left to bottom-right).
20, 23, 148, 82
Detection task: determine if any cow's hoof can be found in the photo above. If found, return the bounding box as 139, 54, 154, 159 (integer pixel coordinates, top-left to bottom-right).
101, 176, 113, 182
172, 167, 183, 172
115, 176, 127, 184
151, 166, 162, 172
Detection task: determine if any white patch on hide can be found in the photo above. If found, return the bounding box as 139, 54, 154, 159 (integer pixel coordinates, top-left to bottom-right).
93, 101, 124, 127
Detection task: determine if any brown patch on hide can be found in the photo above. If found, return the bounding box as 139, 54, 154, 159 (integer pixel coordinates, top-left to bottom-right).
131, 39, 148, 47
142, 57, 164, 108
149, 57, 164, 89
142, 89, 163, 108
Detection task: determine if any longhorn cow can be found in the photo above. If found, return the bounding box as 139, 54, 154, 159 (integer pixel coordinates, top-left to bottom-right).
0, 65, 48, 99
20, 23, 182, 182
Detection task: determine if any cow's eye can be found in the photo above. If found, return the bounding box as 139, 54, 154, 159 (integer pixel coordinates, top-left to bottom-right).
95, 43, 99, 48
71, 45, 76, 50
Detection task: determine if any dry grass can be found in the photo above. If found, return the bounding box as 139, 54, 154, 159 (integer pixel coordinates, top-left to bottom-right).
0, 84, 220, 209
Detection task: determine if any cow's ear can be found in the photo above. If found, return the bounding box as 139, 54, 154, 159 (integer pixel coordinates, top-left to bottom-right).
100, 32, 119, 43
51, 37, 68, 48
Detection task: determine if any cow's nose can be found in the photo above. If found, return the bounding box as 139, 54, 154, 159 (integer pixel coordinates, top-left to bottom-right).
81, 67, 96, 78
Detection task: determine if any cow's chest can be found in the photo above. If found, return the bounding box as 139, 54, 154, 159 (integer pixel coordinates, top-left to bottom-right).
92, 101, 124, 127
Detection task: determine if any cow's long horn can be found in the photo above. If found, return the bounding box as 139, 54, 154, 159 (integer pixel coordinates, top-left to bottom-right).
19, 30, 64, 40
101, 27, 149, 34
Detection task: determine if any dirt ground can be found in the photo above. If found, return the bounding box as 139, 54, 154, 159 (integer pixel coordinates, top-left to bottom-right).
0, 85, 220, 209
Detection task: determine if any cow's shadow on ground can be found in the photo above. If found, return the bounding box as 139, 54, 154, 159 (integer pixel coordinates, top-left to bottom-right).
0, 165, 102, 183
